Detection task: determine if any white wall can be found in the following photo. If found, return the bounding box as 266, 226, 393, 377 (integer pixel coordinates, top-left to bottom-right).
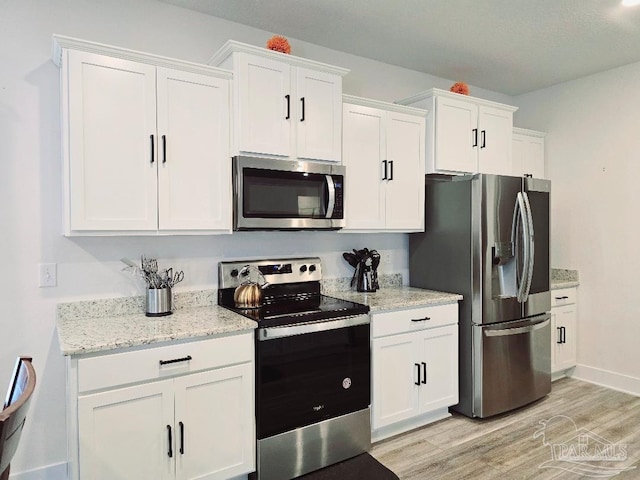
514, 61, 640, 393
0, 0, 511, 475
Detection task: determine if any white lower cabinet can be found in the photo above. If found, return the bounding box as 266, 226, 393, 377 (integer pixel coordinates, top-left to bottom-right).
68, 334, 255, 480
551, 288, 578, 376
371, 304, 458, 440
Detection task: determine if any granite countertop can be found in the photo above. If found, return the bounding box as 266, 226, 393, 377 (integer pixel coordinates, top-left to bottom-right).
56, 290, 256, 356
326, 286, 462, 311
551, 268, 580, 289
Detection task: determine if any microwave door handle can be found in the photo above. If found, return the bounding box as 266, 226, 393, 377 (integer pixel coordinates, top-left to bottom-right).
325, 175, 336, 219
512, 192, 529, 303
521, 191, 535, 302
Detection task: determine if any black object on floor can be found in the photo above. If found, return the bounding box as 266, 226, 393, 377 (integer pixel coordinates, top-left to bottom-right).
297, 453, 399, 480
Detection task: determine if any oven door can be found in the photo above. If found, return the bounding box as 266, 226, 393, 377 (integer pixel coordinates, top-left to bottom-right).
256, 316, 370, 439
233, 156, 345, 230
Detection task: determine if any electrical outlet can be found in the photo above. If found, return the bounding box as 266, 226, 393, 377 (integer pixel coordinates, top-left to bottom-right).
38, 263, 57, 287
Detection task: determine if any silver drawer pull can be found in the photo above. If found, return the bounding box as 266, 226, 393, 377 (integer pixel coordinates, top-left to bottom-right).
159, 355, 192, 366
411, 317, 431, 322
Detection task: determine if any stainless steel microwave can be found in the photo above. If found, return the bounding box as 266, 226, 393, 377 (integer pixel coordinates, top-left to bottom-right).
232, 156, 345, 230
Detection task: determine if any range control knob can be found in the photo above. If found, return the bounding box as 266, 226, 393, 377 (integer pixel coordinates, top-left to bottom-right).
300, 265, 308, 273
309, 264, 316, 272
230, 269, 239, 278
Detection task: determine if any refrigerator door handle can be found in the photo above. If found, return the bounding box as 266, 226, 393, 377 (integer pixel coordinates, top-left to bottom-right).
521, 191, 535, 302
512, 192, 530, 303
484, 317, 550, 337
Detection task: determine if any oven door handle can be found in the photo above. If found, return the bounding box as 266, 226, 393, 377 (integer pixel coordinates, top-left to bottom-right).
257, 314, 370, 341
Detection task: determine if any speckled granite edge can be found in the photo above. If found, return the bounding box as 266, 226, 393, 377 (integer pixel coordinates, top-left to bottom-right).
551, 268, 579, 283
57, 289, 218, 321
551, 268, 579, 289
321, 273, 403, 293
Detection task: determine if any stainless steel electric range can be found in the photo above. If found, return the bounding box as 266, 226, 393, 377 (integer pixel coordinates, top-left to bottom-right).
218, 257, 371, 480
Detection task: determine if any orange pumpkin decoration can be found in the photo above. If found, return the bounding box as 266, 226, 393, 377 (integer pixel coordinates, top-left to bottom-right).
450, 82, 470, 95
266, 35, 291, 54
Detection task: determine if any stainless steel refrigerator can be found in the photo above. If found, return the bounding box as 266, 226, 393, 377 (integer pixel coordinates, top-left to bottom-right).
409, 174, 551, 418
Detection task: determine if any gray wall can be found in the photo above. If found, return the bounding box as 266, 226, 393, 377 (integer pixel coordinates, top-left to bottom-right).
513, 60, 640, 393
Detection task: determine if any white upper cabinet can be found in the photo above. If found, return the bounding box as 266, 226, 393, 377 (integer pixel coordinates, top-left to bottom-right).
210, 40, 348, 163
512, 127, 546, 179
156, 68, 230, 231
236, 54, 292, 157
342, 96, 426, 232
66, 50, 159, 232
398, 88, 517, 175
53, 35, 232, 235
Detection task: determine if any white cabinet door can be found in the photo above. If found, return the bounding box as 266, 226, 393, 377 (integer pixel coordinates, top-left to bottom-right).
384, 111, 425, 230
78, 380, 174, 480
342, 103, 385, 230
477, 106, 513, 174
295, 67, 342, 161
513, 130, 545, 179
552, 304, 577, 373
372, 333, 418, 429
156, 68, 231, 231
417, 325, 459, 414
67, 50, 158, 231
237, 54, 291, 157
342, 99, 425, 232
434, 96, 478, 173
174, 364, 254, 480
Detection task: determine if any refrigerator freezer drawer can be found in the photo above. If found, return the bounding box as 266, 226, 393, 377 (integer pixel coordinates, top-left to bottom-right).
474, 314, 551, 418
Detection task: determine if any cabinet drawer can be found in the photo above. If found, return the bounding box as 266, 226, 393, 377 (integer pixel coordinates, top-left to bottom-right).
77, 332, 253, 393
551, 288, 577, 307
372, 303, 458, 338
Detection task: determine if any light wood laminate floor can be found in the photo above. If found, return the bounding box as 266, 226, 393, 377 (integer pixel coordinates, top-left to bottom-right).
371, 378, 640, 479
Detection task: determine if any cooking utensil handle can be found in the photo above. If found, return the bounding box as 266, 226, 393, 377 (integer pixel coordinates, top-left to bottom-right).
300, 97, 305, 121
285, 94, 290, 120
167, 425, 173, 458
159, 355, 192, 366
150, 134, 155, 164
162, 135, 167, 164
414, 363, 421, 385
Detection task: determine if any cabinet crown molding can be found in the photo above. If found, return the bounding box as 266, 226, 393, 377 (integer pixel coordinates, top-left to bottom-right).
396, 88, 518, 113
209, 39, 350, 76
513, 127, 546, 137
343, 94, 427, 116
51, 34, 233, 79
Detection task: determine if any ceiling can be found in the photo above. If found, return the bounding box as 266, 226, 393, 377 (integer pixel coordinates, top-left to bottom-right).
160, 0, 640, 96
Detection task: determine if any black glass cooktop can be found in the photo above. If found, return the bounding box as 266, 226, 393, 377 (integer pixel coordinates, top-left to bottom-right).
219, 288, 369, 328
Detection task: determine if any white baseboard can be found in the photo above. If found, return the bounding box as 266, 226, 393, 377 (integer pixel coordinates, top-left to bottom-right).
9, 462, 67, 480
571, 364, 640, 397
